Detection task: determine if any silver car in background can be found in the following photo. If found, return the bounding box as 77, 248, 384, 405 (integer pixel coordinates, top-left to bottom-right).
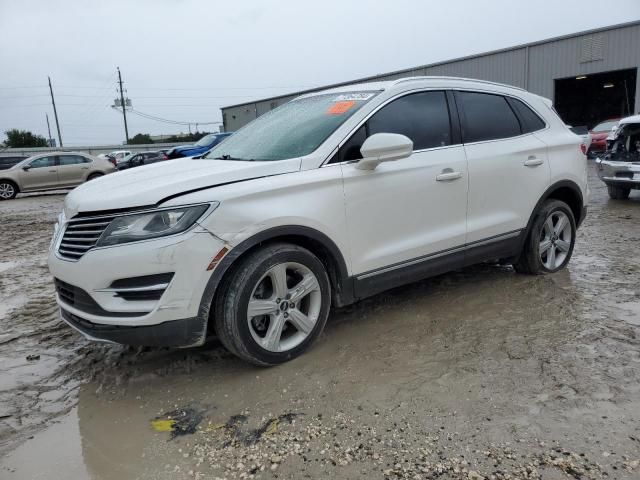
596, 114, 640, 200
0, 152, 115, 200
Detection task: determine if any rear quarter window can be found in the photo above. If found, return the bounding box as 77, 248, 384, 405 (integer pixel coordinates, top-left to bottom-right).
507, 97, 546, 133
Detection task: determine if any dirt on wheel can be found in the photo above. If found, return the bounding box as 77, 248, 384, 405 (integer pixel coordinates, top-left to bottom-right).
1, 165, 639, 479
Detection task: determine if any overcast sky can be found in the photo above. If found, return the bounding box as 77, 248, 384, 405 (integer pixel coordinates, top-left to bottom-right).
1, 0, 639, 146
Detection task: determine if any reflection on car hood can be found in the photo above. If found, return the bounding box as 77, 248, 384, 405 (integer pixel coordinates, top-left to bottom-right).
63, 158, 300, 216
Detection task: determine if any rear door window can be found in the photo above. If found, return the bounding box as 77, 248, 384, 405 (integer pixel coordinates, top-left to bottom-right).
59, 155, 89, 165
456, 91, 522, 143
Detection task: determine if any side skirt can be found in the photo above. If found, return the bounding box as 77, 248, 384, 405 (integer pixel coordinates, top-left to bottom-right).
352, 230, 524, 301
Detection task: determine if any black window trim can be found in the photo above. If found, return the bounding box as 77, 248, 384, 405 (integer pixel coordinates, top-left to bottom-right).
322, 87, 462, 167
453, 89, 549, 146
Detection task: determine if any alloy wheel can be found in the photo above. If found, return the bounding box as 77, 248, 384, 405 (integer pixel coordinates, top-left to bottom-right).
539, 210, 572, 270
247, 262, 322, 352
0, 182, 15, 199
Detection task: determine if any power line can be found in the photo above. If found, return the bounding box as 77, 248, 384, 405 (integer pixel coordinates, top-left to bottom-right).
0, 94, 51, 99
126, 85, 315, 91
0, 103, 51, 108
125, 108, 220, 126
133, 104, 231, 107
0, 85, 48, 89
71, 76, 118, 126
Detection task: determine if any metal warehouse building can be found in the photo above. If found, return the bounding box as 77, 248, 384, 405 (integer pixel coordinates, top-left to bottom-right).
221, 21, 640, 132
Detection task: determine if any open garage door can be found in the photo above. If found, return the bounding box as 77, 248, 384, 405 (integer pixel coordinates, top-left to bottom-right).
554, 68, 637, 129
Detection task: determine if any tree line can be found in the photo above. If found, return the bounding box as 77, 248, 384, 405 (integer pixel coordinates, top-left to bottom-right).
2, 129, 212, 148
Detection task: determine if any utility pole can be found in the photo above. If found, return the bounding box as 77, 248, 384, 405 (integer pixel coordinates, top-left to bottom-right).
45, 113, 53, 146
48, 76, 63, 147
117, 67, 130, 144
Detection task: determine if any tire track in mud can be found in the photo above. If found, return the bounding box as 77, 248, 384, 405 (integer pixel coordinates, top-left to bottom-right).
0, 196, 96, 454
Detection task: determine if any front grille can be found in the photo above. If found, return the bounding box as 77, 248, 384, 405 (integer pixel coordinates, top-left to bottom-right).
58, 215, 115, 260
54, 278, 146, 317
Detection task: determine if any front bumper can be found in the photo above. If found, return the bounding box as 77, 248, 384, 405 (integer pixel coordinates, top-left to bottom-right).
48, 225, 226, 347
595, 158, 640, 189
60, 308, 205, 347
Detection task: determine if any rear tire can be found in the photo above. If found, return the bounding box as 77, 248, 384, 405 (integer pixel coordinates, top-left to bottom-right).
87, 173, 103, 181
607, 185, 630, 200
0, 180, 18, 200
214, 243, 331, 366
514, 199, 576, 275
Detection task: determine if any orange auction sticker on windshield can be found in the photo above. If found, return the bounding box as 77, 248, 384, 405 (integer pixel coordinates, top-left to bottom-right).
327, 100, 356, 115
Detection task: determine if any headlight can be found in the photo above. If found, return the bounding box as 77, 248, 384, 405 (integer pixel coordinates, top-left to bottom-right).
96, 203, 213, 247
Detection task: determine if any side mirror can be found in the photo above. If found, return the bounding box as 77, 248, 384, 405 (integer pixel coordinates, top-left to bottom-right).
356, 133, 413, 170
22, 165, 32, 171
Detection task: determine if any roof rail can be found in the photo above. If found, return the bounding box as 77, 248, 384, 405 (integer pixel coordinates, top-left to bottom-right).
390, 76, 527, 92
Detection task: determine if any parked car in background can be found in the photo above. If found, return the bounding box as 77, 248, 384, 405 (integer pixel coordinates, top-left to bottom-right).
588, 119, 620, 158
567, 125, 591, 154
0, 156, 28, 170
166, 132, 233, 159
595, 114, 640, 199
48, 77, 587, 365
117, 151, 167, 170
0, 152, 115, 200
104, 150, 131, 163
97, 153, 118, 167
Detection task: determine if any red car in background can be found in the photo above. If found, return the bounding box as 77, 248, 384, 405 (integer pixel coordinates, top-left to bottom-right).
588, 118, 620, 158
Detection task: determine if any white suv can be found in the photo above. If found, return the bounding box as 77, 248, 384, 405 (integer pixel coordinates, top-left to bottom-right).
48, 77, 588, 365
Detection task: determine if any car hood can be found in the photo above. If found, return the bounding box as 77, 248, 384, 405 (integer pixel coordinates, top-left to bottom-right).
64, 158, 300, 216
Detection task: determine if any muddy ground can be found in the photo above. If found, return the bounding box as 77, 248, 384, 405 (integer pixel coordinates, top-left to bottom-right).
0, 164, 639, 480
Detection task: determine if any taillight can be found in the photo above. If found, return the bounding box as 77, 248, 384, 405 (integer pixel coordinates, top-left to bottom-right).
109, 158, 117, 166
580, 144, 587, 155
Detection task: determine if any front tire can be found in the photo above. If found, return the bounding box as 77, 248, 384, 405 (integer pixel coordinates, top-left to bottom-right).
514, 199, 576, 275
214, 243, 331, 366
607, 184, 630, 200
0, 180, 18, 200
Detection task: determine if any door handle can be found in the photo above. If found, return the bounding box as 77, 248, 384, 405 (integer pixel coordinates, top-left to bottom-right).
436, 170, 463, 182
524, 156, 543, 167
48, 170, 57, 172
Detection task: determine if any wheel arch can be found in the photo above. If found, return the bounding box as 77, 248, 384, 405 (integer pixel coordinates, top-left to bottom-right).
198, 225, 354, 333
522, 180, 584, 246
0, 178, 20, 194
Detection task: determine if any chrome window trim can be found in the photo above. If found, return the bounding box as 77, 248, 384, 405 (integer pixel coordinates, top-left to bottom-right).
454, 88, 550, 145
321, 87, 454, 167
321, 86, 550, 167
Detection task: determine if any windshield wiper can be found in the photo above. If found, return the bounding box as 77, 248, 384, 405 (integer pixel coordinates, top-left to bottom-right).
212, 154, 254, 161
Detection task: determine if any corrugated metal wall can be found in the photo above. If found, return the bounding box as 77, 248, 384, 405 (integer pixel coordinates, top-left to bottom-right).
222, 22, 640, 132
